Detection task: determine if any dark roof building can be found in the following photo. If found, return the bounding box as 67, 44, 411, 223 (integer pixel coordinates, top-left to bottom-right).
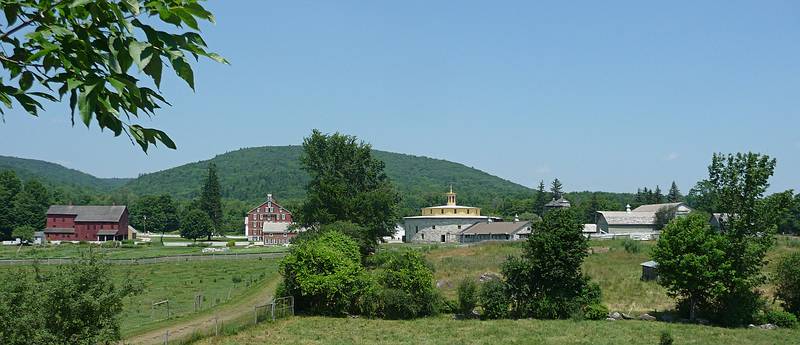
544, 197, 571, 211
44, 205, 129, 241
459, 221, 532, 243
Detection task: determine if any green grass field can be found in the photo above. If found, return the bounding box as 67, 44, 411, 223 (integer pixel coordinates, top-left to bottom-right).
0, 242, 287, 260
191, 315, 800, 345
0, 257, 280, 334
425, 238, 800, 314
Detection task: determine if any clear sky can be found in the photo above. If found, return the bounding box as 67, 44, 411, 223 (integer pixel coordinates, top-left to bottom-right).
1, 1, 799, 193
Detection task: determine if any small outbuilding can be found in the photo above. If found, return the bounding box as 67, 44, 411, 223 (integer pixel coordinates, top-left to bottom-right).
640, 260, 658, 281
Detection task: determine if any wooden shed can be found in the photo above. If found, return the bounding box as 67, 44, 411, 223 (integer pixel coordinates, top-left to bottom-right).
640, 261, 658, 281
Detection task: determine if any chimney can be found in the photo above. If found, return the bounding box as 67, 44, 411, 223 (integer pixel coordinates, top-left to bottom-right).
626, 204, 631, 213
267, 193, 273, 201
514, 214, 519, 222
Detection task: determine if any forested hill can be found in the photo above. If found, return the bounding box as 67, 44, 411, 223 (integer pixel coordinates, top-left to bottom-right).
121, 146, 534, 213
0, 155, 130, 191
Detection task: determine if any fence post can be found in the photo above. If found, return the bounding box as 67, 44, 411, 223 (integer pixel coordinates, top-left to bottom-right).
215, 316, 219, 336
291, 296, 294, 316
253, 306, 257, 325
164, 330, 169, 345
271, 300, 275, 321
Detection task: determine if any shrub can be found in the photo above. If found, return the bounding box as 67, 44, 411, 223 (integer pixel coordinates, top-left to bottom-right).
457, 278, 478, 316
374, 251, 438, 319
659, 331, 674, 345
280, 231, 363, 316
352, 274, 383, 318
231, 276, 242, 284
583, 303, 609, 320
226, 240, 236, 248
438, 297, 459, 315
622, 239, 642, 254
764, 309, 798, 328
382, 288, 414, 320
479, 279, 509, 319
100, 241, 119, 248
775, 251, 800, 316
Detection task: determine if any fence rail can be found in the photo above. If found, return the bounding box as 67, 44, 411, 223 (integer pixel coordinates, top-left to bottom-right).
0, 252, 286, 266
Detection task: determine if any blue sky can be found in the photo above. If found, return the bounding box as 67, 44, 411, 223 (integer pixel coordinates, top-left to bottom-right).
1, 1, 799, 193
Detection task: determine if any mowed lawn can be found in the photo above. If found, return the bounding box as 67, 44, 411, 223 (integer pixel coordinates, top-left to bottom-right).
0, 257, 281, 334
0, 242, 287, 260
192, 316, 800, 345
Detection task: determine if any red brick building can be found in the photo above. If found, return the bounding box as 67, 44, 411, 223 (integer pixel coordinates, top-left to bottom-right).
44, 205, 129, 241
245, 194, 295, 244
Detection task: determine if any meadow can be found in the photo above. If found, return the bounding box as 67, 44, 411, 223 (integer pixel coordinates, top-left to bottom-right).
0, 257, 281, 335
191, 316, 800, 345
0, 242, 287, 260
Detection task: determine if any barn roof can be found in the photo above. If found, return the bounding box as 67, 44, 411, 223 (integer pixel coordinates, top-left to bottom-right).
545, 197, 571, 207
597, 211, 656, 225
43, 227, 75, 234
632, 202, 685, 212
47, 205, 127, 222
460, 221, 531, 235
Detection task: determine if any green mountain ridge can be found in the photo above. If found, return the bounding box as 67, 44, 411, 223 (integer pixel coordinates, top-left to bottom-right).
1, 146, 535, 214
0, 155, 131, 191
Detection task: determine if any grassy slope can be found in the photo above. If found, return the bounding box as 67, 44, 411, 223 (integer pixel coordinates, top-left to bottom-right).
0, 155, 130, 191
0, 258, 279, 335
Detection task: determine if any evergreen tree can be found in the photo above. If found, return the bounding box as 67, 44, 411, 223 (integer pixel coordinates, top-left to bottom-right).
550, 178, 564, 200
199, 163, 223, 239
653, 185, 664, 204
667, 181, 682, 202
533, 180, 547, 216
11, 180, 50, 231
0, 170, 23, 239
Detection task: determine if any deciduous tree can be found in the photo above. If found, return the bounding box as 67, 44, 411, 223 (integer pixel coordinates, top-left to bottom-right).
0, 0, 227, 151
298, 130, 400, 249
180, 208, 212, 241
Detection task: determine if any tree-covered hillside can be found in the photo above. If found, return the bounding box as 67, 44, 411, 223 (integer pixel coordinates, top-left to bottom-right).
0, 155, 130, 192
121, 146, 534, 215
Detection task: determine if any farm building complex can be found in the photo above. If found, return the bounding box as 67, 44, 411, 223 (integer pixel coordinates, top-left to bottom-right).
245, 194, 295, 244
404, 187, 501, 243
43, 205, 130, 241
595, 202, 692, 234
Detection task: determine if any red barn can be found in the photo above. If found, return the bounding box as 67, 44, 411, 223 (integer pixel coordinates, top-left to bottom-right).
44, 205, 129, 241
245, 194, 295, 244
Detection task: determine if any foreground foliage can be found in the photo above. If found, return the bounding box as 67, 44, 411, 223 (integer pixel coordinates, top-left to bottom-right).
0, 257, 137, 345
775, 251, 800, 316
0, 0, 227, 151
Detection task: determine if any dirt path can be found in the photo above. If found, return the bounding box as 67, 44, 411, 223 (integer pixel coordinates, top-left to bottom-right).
123, 277, 281, 345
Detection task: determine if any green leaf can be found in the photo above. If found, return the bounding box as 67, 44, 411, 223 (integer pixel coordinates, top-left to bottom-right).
144, 55, 163, 88
69, 0, 93, 8
128, 41, 149, 71
184, 3, 215, 24
4, 5, 19, 26
19, 71, 33, 91
171, 58, 194, 90
12, 93, 42, 116
123, 0, 140, 16
174, 8, 200, 31
206, 52, 229, 65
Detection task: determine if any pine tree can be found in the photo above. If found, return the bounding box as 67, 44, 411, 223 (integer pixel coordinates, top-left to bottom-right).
550, 178, 564, 200
199, 163, 223, 239
533, 180, 547, 216
11, 180, 50, 231
654, 185, 664, 204
667, 181, 682, 202
0, 170, 23, 240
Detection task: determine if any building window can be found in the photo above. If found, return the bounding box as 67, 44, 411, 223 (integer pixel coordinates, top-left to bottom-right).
281, 214, 285, 220
457, 225, 461, 230
415, 226, 418, 231
432, 225, 436, 229
421, 234, 425, 240
441, 209, 444, 214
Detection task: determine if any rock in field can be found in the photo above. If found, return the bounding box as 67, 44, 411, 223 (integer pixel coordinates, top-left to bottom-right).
638, 314, 657, 321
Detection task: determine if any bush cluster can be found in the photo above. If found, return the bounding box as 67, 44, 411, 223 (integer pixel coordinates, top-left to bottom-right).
479, 279, 509, 320
775, 251, 800, 317
457, 278, 478, 316
280, 231, 439, 319
622, 239, 642, 254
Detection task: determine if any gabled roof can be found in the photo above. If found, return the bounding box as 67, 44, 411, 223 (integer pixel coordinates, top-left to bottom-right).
247, 195, 292, 214
597, 211, 656, 225
47, 205, 127, 222
460, 221, 531, 235
545, 197, 571, 207
43, 227, 75, 234
641, 260, 658, 268
632, 202, 686, 212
